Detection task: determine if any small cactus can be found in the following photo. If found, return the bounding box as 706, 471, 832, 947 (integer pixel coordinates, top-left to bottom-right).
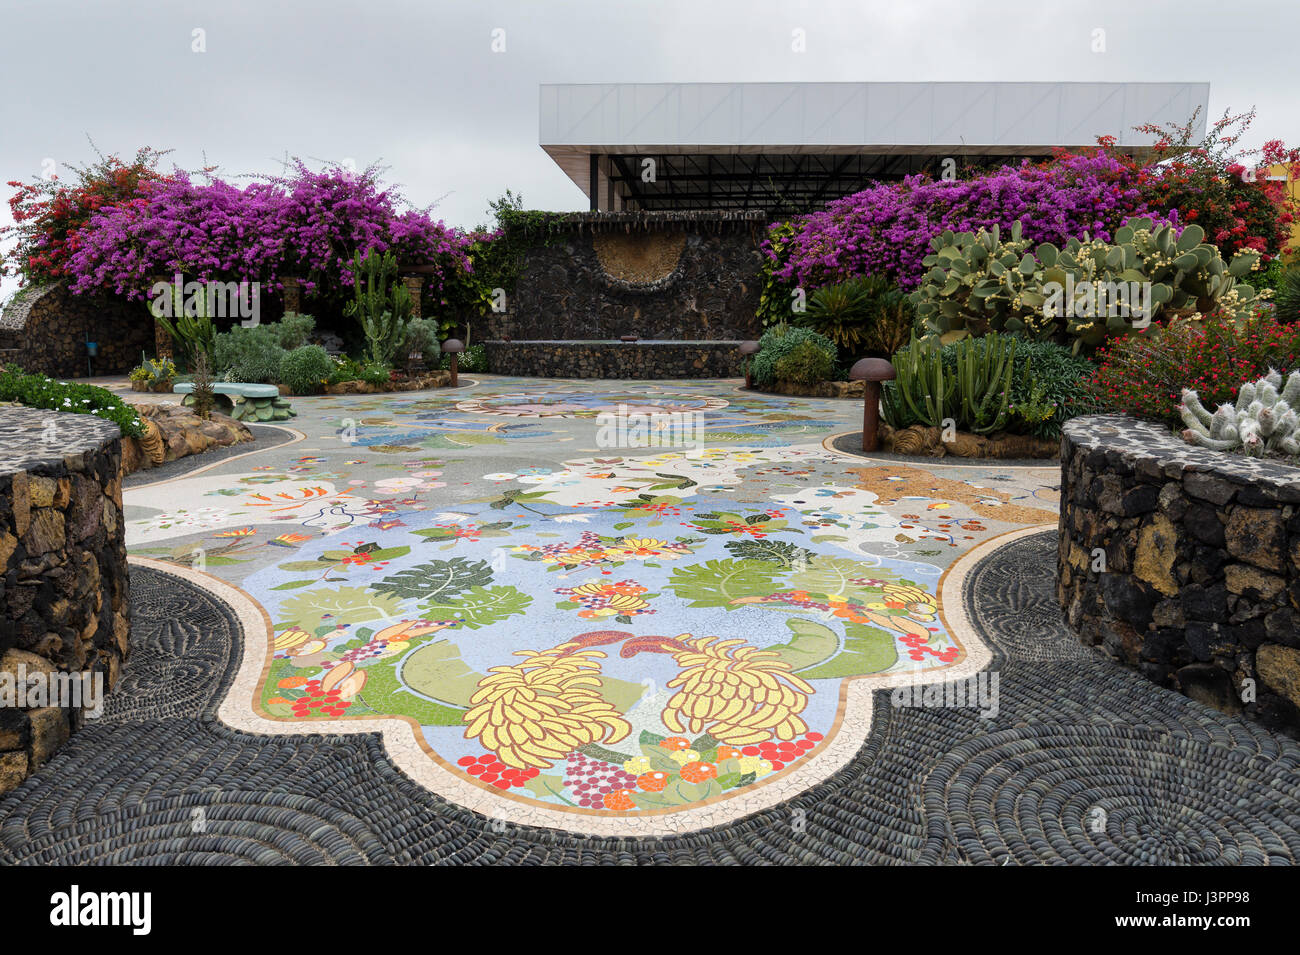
1180, 369, 1300, 457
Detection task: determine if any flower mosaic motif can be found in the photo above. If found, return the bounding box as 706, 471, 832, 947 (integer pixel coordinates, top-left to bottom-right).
123, 382, 1057, 829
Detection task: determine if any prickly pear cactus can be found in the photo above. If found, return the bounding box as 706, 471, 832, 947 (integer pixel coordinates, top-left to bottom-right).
1180, 369, 1300, 457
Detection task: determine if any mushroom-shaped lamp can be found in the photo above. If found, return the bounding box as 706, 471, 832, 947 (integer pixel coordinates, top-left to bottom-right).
738, 340, 760, 388
849, 358, 896, 452
442, 338, 465, 387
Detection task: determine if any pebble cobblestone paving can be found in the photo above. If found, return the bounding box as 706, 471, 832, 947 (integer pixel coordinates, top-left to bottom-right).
2, 376, 1297, 862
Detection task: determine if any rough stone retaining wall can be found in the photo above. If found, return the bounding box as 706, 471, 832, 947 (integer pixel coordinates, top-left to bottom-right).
0, 408, 130, 792
482, 340, 742, 379
489, 212, 766, 343
1058, 414, 1300, 736
0, 281, 154, 378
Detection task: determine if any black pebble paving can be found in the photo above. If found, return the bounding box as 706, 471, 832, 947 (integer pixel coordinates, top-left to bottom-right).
1, 531, 1297, 865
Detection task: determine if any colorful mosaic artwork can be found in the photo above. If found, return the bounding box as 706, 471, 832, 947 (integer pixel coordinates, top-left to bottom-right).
124, 377, 1058, 832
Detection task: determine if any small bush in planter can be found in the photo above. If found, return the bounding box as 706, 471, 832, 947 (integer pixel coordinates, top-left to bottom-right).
328, 356, 392, 387
773, 339, 833, 385
438, 342, 489, 374
128, 357, 177, 390
749, 326, 837, 388
215, 324, 285, 383
278, 345, 333, 395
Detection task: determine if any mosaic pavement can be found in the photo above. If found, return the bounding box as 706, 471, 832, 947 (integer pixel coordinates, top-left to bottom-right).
2, 375, 1298, 860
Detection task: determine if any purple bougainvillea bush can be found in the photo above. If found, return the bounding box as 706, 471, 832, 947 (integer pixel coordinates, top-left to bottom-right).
769, 149, 1159, 291
66, 161, 472, 300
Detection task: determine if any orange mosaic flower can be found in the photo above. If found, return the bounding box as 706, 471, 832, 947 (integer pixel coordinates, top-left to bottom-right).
277, 676, 308, 689
637, 771, 669, 792
266, 696, 290, 705
603, 789, 636, 810
679, 761, 718, 784
661, 736, 692, 751
715, 745, 742, 761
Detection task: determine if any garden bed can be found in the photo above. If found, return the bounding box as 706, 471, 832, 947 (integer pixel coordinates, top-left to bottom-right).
881, 423, 1059, 459
1059, 414, 1300, 736
756, 379, 865, 399
321, 369, 452, 394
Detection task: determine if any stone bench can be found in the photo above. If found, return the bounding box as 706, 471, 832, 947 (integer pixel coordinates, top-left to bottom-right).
173, 382, 296, 422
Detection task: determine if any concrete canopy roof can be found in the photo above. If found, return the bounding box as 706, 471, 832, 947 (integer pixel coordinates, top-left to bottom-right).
541, 81, 1210, 205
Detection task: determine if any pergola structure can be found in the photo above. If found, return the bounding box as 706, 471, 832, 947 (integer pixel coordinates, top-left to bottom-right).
539, 81, 1210, 212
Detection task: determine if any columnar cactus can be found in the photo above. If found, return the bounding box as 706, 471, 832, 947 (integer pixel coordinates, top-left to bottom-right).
1180, 369, 1300, 457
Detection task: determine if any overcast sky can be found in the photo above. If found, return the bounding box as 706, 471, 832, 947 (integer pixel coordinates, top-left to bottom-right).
1, 0, 1295, 301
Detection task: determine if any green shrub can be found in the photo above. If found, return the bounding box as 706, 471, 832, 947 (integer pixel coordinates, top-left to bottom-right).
439, 342, 489, 374
274, 312, 316, 349
278, 345, 333, 395
0, 367, 143, 437
1271, 266, 1300, 325
328, 356, 392, 387
214, 324, 286, 383
773, 339, 833, 385
403, 317, 440, 368
750, 326, 837, 388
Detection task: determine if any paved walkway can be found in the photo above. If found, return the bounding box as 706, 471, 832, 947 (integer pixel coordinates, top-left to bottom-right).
2, 376, 1297, 862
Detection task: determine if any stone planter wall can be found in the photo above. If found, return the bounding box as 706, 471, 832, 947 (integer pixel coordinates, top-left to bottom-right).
482, 340, 742, 379
1058, 415, 1300, 736
0, 281, 155, 379
0, 408, 130, 792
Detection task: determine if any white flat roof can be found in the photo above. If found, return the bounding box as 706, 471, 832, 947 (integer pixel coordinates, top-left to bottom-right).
540, 81, 1210, 151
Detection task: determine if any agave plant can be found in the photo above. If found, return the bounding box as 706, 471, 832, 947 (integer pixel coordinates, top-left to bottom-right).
1180, 368, 1300, 457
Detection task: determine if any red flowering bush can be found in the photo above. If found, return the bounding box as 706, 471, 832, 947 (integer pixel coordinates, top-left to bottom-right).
1131, 107, 1299, 261
1088, 309, 1300, 426
1, 146, 174, 285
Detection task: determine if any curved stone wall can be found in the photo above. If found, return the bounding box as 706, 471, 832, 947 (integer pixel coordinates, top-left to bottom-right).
1058, 415, 1300, 736
481, 339, 742, 379
0, 408, 130, 792
0, 281, 155, 379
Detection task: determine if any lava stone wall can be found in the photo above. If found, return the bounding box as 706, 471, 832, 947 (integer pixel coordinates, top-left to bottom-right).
482, 340, 742, 379
0, 408, 130, 793
1059, 415, 1300, 737
0, 281, 154, 378
487, 212, 767, 343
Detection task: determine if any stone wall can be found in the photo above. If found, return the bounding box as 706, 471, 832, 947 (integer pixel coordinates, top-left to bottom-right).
0, 281, 156, 378
1058, 415, 1300, 736
0, 408, 130, 792
487, 212, 767, 344
482, 340, 743, 379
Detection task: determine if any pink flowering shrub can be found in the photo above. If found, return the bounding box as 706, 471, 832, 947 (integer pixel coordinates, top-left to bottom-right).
66, 161, 472, 300
770, 149, 1153, 291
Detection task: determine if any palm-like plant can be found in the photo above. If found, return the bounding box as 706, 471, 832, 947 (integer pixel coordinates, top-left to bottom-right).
1272, 265, 1300, 325
798, 274, 916, 357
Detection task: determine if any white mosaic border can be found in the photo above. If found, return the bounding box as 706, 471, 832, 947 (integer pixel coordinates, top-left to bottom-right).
130, 524, 1046, 837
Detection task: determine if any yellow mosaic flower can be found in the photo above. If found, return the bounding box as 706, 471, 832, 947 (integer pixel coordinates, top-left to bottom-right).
662, 636, 813, 746
737, 755, 774, 777
669, 748, 700, 766
464, 644, 631, 769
